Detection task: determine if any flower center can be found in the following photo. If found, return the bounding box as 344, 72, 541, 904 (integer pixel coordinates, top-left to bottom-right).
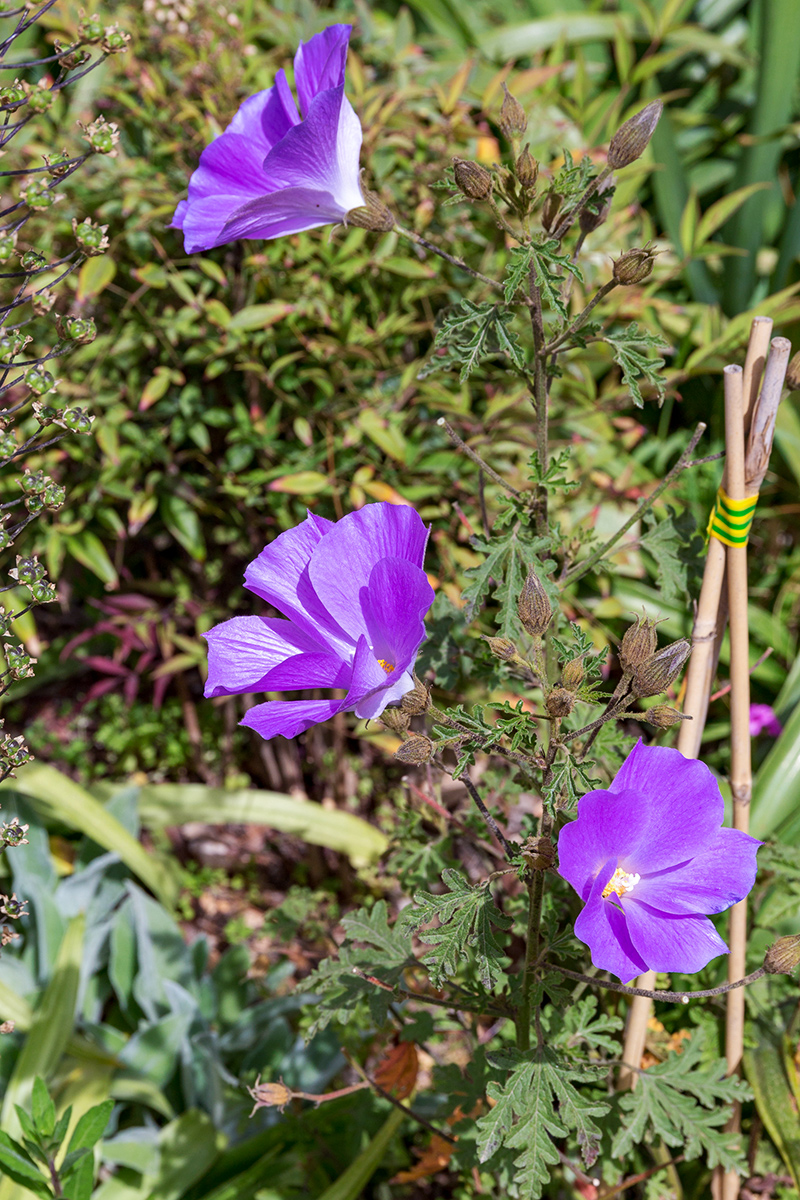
602, 867, 640, 900
377, 659, 395, 674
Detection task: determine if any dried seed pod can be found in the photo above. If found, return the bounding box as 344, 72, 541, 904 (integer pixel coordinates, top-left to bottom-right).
499, 84, 528, 140
452, 157, 492, 200
400, 674, 430, 715
613, 246, 657, 286
394, 734, 435, 765
619, 614, 659, 673
522, 835, 556, 871
248, 1077, 293, 1113
347, 187, 394, 232
579, 176, 613, 234
607, 100, 663, 170
546, 687, 575, 718
381, 706, 411, 735
631, 639, 691, 699
516, 144, 538, 191
645, 705, 691, 729
484, 636, 525, 665
764, 934, 800, 975
518, 568, 552, 638
785, 350, 800, 391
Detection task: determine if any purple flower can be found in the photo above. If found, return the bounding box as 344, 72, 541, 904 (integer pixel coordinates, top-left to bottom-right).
557, 741, 761, 982
205, 502, 435, 741
172, 24, 365, 253
749, 703, 782, 739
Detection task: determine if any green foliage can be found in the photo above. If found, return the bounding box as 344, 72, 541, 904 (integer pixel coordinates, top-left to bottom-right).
527, 239, 583, 322
429, 300, 527, 380
401, 868, 512, 988
612, 1028, 751, 1173
640, 505, 705, 604
477, 1047, 609, 1197
602, 323, 669, 408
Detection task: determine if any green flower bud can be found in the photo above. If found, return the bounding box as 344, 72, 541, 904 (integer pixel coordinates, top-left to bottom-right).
72, 217, 109, 255
613, 246, 657, 286
0, 82, 26, 110
0, 893, 28, 919
27, 578, 56, 602
78, 15, 104, 42
22, 180, 59, 211
20, 250, 47, 273
0, 232, 17, 260
11, 555, 45, 583
82, 116, 120, 155
57, 315, 97, 344
452, 157, 492, 201
32, 289, 56, 315
0, 431, 16, 458
26, 85, 53, 114
0, 529, 13, 551
2, 820, 29, 848
518, 567, 552, 638
515, 144, 538, 191
42, 482, 66, 511
25, 368, 55, 396
61, 407, 93, 434
607, 100, 663, 170
45, 150, 72, 177
24, 494, 44, 515
102, 26, 131, 53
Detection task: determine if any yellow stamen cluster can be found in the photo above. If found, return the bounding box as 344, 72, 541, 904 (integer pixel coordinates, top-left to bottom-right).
602, 868, 640, 900
377, 659, 394, 674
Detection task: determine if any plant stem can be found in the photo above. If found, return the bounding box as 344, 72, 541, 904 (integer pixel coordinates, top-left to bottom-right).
561, 422, 707, 587
393, 223, 502, 291
437, 417, 523, 498
461, 771, 516, 859
351, 967, 510, 1017
342, 1050, 458, 1144
543, 280, 618, 355
546, 961, 766, 1000
515, 816, 552, 1052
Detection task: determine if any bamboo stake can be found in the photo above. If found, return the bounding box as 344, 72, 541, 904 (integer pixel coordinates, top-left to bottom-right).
719, 363, 749, 1200
619, 320, 771, 1093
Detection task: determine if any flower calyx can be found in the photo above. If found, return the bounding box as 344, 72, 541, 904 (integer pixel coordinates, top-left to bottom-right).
613, 245, 658, 287
631, 639, 691, 699
248, 1076, 293, 1114
607, 100, 663, 170
546, 686, 575, 719
380, 706, 411, 736
522, 834, 555, 872
764, 934, 800, 976
484, 636, 528, 668
452, 157, 492, 201
347, 185, 394, 233
645, 705, 691, 729
561, 657, 585, 692
499, 84, 527, 142
400, 674, 430, 716
515, 144, 538, 193
619, 612, 659, 673
394, 734, 435, 765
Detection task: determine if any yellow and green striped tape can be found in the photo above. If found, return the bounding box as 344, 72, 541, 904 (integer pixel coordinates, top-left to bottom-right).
707, 486, 758, 547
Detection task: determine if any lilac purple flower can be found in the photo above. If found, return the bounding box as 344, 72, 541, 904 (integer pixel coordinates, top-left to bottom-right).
557, 741, 761, 982
205, 502, 435, 740
172, 24, 365, 253
749, 703, 782, 739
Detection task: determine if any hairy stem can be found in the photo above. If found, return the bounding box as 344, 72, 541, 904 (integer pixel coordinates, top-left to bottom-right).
546, 962, 766, 1000
437, 417, 523, 498
461, 771, 516, 859
516, 816, 552, 1051
544, 279, 618, 356
394, 223, 502, 291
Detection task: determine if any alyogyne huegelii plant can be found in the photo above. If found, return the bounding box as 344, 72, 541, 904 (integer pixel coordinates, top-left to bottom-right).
176, 23, 799, 1198
0, 2, 127, 999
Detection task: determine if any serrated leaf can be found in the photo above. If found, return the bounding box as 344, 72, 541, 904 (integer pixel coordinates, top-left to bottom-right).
429, 300, 527, 381
611, 1027, 750, 1172
603, 322, 669, 407
462, 523, 551, 640
402, 869, 512, 988
639, 505, 704, 603
528, 238, 582, 321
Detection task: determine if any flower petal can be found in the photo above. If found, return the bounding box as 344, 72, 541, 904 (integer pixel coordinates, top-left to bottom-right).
241, 698, 344, 741
293, 24, 351, 117
261, 87, 364, 214
204, 615, 351, 698
634, 827, 761, 916
557, 790, 650, 899
243, 513, 350, 653
573, 860, 649, 983
621, 897, 728, 973
308, 503, 429, 641
216, 185, 359, 246
171, 131, 274, 251
354, 670, 415, 720
227, 71, 300, 151
360, 556, 435, 672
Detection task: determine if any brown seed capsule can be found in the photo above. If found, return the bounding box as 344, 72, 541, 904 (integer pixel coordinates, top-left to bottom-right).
764, 934, 800, 975
607, 99, 663, 170
546, 687, 575, 718
522, 834, 556, 872
400, 674, 430, 715
518, 568, 553, 639
785, 350, 800, 392
613, 246, 658, 286
347, 188, 395, 232
381, 706, 412, 735
646, 705, 691, 729
561, 658, 585, 692
541, 191, 562, 232
516, 144, 538, 191
619, 614, 659, 673
631, 639, 691, 699
452, 157, 493, 200
394, 734, 435, 765
499, 84, 528, 140
248, 1077, 293, 1113
484, 636, 523, 664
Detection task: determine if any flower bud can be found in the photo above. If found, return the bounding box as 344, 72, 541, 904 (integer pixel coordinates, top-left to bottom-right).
499, 84, 527, 141
248, 1077, 293, 1113
0, 893, 28, 919
452, 157, 492, 201
25, 368, 55, 396
102, 25, 131, 54
619, 614, 659, 673
541, 191, 562, 232
56, 315, 97, 345
518, 568, 552, 638
607, 100, 663, 170
72, 217, 110, 256
764, 934, 800, 975
380, 706, 411, 735
546, 687, 575, 718
785, 351, 800, 392
20, 249, 46, 274
22, 180, 62, 212
79, 15, 104, 42
579, 177, 613, 234
631, 639, 691, 699
484, 636, 522, 663
25, 83, 53, 114
516, 144, 538, 192
81, 116, 120, 156
0, 232, 17, 261
2, 820, 29, 848
32, 290, 55, 316
347, 188, 394, 232
0, 82, 26, 110
394, 734, 435, 765
561, 658, 585, 692
645, 705, 691, 729
400, 675, 430, 716
613, 246, 657, 286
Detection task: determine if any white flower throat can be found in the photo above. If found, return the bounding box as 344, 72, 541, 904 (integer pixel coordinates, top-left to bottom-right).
602, 867, 641, 900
